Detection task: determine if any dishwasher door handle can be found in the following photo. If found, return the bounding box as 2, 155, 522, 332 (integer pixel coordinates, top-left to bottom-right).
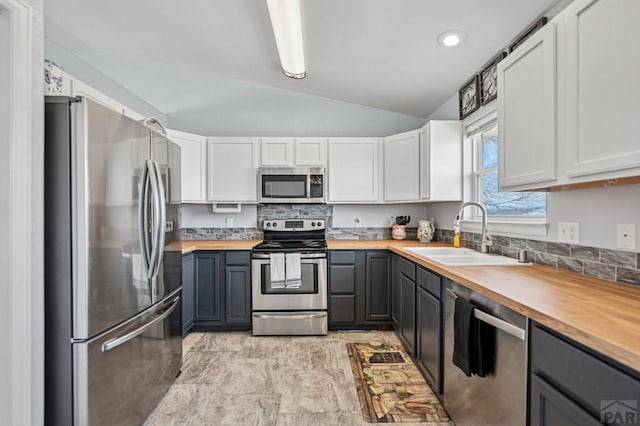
473, 309, 526, 341
447, 287, 526, 341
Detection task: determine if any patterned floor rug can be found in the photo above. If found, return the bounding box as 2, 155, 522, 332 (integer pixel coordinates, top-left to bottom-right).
347, 342, 451, 423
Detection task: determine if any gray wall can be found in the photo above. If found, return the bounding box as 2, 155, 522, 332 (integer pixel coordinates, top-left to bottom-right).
44, 38, 167, 123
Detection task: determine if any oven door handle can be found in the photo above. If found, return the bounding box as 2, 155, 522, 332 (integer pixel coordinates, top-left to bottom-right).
253, 313, 327, 320
251, 253, 327, 260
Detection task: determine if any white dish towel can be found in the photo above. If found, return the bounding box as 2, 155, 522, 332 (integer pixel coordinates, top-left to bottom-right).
269, 253, 286, 288
285, 253, 302, 288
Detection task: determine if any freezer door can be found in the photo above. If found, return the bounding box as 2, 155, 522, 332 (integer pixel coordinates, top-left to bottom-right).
73, 99, 155, 339
73, 292, 182, 426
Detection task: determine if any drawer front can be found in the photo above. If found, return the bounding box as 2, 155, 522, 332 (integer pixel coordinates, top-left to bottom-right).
397, 256, 416, 281
329, 265, 356, 293
531, 324, 640, 418
330, 251, 356, 265
225, 251, 251, 265
417, 267, 441, 299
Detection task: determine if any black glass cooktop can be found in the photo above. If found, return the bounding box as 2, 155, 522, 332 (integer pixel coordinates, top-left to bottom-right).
252, 239, 327, 253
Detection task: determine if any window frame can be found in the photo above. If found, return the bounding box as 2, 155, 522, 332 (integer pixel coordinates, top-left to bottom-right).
460, 103, 549, 236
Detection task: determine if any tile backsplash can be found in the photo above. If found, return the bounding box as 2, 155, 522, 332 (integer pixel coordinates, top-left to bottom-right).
180, 204, 419, 240
435, 229, 640, 286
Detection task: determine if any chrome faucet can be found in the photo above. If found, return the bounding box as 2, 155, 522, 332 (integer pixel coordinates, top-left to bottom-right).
453, 201, 493, 253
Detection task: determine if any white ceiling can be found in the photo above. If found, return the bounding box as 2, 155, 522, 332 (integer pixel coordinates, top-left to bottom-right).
44, 0, 560, 118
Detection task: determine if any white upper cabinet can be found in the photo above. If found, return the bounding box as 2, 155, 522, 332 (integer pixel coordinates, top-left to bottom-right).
260, 137, 327, 167
384, 130, 420, 202
260, 138, 295, 166
558, 0, 640, 180
497, 23, 557, 190
327, 138, 381, 203
166, 129, 208, 203
294, 138, 327, 166
207, 138, 259, 202
419, 121, 463, 201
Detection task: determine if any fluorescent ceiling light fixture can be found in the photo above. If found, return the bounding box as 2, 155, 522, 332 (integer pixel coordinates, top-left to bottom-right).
266, 0, 306, 79
437, 30, 467, 47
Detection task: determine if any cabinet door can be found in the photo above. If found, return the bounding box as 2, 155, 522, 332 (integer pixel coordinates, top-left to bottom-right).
327, 138, 381, 203
194, 253, 222, 322
422, 121, 463, 201
225, 266, 251, 325
295, 138, 327, 166
400, 275, 416, 355
384, 130, 420, 202
391, 256, 401, 329
530, 375, 601, 426
417, 287, 441, 393
498, 24, 557, 190
560, 0, 640, 179
167, 129, 207, 203
207, 138, 259, 202
261, 138, 294, 166
329, 295, 356, 324
365, 252, 391, 321
181, 254, 195, 335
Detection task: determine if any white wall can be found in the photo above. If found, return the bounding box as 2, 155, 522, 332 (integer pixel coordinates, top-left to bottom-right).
425, 93, 458, 122
332, 204, 429, 228
180, 204, 258, 228
1, 0, 44, 423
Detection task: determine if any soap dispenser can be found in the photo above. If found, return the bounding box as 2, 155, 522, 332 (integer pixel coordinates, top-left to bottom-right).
453, 225, 461, 248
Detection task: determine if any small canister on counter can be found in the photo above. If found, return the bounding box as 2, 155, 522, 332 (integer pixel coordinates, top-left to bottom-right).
392, 224, 407, 240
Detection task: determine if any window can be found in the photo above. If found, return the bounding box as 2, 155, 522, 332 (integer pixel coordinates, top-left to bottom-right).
472, 125, 546, 218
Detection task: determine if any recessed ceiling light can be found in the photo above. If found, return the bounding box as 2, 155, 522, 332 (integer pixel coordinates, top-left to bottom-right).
437, 30, 467, 47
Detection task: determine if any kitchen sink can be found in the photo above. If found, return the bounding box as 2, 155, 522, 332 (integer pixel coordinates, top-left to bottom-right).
405, 247, 474, 256
406, 247, 530, 266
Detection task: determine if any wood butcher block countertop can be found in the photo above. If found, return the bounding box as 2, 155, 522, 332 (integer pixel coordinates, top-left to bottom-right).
165, 240, 261, 253
171, 238, 640, 371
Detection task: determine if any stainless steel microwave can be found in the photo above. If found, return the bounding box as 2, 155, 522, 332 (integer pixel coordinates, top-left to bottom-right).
258, 167, 325, 203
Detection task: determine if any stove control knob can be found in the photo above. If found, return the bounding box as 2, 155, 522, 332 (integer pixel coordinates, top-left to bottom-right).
317, 221, 323, 227
273, 223, 278, 228
266, 222, 271, 227
311, 222, 316, 227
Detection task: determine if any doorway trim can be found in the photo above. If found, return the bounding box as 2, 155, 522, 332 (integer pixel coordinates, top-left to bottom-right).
1, 0, 42, 424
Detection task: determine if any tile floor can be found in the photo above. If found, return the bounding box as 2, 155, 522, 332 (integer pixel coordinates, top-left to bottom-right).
145, 331, 451, 426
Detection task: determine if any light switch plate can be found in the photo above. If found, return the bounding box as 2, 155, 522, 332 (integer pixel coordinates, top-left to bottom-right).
226, 218, 234, 228
558, 222, 579, 243
617, 224, 636, 250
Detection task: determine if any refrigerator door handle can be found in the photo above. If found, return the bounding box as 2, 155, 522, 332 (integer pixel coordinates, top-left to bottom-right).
137, 160, 152, 278
101, 296, 180, 352
151, 161, 166, 279
147, 159, 161, 277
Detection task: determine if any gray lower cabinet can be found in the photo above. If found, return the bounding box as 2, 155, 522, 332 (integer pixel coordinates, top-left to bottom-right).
400, 274, 416, 354
181, 253, 195, 336
416, 267, 443, 394
417, 286, 441, 393
365, 252, 391, 321
184, 250, 251, 332
530, 323, 640, 426
391, 255, 401, 328
194, 252, 223, 323
328, 250, 390, 327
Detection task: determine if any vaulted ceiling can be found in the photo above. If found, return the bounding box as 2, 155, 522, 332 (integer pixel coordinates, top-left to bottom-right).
45, 0, 560, 118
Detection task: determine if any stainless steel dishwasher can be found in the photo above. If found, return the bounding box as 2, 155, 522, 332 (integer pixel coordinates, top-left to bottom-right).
443, 280, 528, 426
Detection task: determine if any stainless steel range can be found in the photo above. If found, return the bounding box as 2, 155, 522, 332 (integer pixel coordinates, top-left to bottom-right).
252, 219, 328, 335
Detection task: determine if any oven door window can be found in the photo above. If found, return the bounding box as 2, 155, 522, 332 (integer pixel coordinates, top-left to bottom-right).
262, 175, 307, 199
261, 263, 318, 294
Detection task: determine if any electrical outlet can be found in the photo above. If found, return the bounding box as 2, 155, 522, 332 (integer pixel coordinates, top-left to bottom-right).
164, 221, 173, 232
354, 218, 361, 227
226, 218, 233, 228
617, 224, 636, 250
558, 222, 580, 243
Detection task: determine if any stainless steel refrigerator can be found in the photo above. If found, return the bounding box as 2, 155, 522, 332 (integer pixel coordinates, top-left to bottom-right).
45, 96, 182, 425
